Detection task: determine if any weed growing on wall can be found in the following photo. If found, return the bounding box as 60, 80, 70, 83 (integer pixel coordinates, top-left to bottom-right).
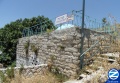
24, 40, 30, 57
58, 45, 65, 51
46, 29, 53, 34
48, 55, 56, 72
31, 44, 39, 57
50, 55, 56, 63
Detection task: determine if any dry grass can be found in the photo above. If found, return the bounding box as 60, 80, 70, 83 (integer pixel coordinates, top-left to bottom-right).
82, 58, 120, 83
86, 62, 120, 83
83, 54, 120, 83
89, 39, 120, 83
10, 71, 60, 83
1, 68, 68, 83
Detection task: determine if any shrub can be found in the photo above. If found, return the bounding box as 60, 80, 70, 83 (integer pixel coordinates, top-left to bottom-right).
0, 71, 6, 82
19, 64, 24, 75
11, 61, 16, 67
6, 66, 14, 79
46, 29, 53, 34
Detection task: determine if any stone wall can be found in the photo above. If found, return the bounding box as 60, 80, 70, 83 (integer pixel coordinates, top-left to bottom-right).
16, 27, 111, 77
0, 64, 47, 78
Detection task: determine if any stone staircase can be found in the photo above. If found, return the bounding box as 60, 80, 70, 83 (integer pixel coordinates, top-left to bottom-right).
88, 52, 117, 73
65, 35, 119, 83
64, 53, 119, 83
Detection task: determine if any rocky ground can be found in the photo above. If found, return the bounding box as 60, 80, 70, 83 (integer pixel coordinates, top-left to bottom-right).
64, 53, 120, 83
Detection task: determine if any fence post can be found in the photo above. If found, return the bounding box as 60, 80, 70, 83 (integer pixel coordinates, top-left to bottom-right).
80, 0, 85, 69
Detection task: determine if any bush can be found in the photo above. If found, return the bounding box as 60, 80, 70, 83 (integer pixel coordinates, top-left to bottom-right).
46, 29, 53, 34
6, 66, 14, 79
0, 71, 6, 82
19, 64, 24, 75
11, 61, 16, 67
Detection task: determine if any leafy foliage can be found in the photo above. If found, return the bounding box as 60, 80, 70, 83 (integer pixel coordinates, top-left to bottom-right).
0, 71, 6, 82
0, 16, 55, 67
46, 29, 54, 34
19, 64, 24, 75
6, 66, 15, 79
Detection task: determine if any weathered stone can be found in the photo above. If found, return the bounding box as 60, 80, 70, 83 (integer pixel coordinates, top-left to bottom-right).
67, 36, 73, 40
17, 27, 111, 78
61, 55, 69, 59
65, 48, 78, 52
58, 67, 64, 72
72, 56, 79, 60
48, 53, 55, 56
65, 59, 72, 63
73, 40, 80, 44
42, 39, 48, 42
76, 35, 81, 40
42, 45, 47, 49
53, 40, 60, 43
73, 60, 80, 64
0, 64, 3, 68
51, 50, 56, 53
73, 53, 80, 57
74, 45, 78, 48
68, 64, 77, 69
67, 56, 74, 59
68, 70, 74, 75
64, 52, 72, 55
47, 42, 55, 47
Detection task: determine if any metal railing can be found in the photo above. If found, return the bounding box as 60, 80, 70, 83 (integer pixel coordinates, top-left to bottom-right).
80, 40, 100, 69
22, 10, 116, 37
79, 34, 114, 69
80, 40, 99, 58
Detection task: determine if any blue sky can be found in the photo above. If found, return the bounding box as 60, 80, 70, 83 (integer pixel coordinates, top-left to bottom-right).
0, 0, 120, 28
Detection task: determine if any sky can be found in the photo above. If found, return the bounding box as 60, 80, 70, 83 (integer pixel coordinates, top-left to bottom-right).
0, 0, 120, 28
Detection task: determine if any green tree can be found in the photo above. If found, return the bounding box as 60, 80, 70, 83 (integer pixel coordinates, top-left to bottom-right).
0, 16, 55, 67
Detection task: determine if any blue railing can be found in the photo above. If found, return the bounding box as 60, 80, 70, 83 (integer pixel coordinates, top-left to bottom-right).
22, 10, 116, 37
22, 23, 55, 37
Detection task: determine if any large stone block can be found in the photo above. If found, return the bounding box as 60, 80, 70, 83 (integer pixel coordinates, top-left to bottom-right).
73, 53, 80, 57
64, 52, 72, 55
65, 48, 78, 52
